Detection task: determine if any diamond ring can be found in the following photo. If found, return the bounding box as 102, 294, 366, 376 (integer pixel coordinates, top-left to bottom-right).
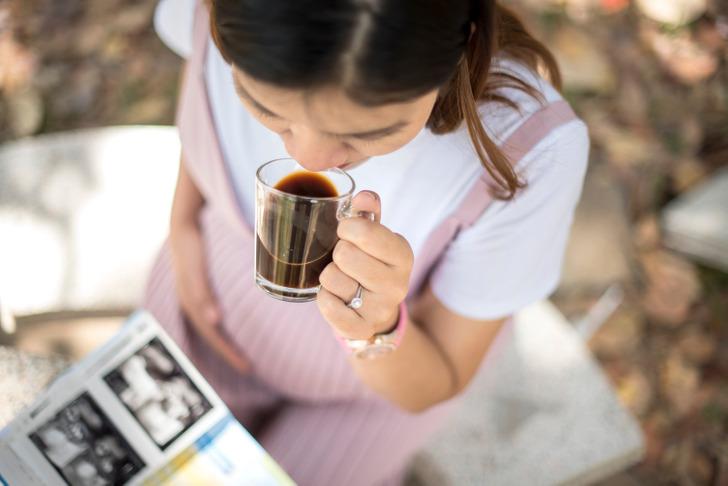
346, 284, 363, 310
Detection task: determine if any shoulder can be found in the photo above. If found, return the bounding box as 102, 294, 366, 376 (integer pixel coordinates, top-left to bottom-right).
452, 59, 591, 235
154, 0, 197, 58
481, 58, 584, 142
428, 58, 589, 187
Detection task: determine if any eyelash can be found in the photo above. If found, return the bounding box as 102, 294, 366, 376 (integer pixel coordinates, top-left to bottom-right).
255, 108, 280, 121
254, 106, 388, 144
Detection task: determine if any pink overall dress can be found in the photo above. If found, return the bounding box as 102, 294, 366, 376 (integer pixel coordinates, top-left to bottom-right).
143, 3, 578, 484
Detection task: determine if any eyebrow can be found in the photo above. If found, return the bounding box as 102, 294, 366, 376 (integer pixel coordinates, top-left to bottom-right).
231, 75, 408, 139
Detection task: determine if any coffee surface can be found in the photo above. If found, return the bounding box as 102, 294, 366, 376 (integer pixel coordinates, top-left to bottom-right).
274, 171, 338, 198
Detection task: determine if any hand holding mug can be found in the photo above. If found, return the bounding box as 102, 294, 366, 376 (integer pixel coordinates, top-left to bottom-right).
254, 158, 413, 343
317, 191, 414, 340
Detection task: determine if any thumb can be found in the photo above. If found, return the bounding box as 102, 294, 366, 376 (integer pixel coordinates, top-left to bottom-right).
351, 190, 381, 223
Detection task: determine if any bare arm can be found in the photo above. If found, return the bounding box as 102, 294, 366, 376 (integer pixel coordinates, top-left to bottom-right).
170, 159, 205, 231
349, 284, 505, 413
168, 157, 249, 373
318, 191, 505, 413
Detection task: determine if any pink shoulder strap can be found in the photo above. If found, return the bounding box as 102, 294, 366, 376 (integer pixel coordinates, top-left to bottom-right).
407, 100, 578, 298
176, 1, 250, 233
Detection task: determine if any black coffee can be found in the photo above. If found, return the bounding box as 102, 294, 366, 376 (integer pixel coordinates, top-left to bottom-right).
256, 171, 340, 293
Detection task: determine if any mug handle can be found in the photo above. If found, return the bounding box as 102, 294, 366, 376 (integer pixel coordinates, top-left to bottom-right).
337, 201, 376, 222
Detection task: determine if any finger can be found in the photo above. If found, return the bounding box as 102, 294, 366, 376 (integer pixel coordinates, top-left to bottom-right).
337, 220, 412, 268
176, 255, 219, 325
332, 239, 400, 295
179, 283, 249, 373
187, 316, 250, 373
316, 287, 373, 340
351, 190, 381, 223
319, 262, 359, 303
194, 301, 221, 328
318, 264, 396, 329
179, 284, 219, 330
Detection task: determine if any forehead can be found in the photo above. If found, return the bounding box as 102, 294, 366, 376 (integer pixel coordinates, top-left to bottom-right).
232, 67, 426, 129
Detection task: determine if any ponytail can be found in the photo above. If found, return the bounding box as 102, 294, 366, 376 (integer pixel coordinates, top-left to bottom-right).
428, 4, 562, 199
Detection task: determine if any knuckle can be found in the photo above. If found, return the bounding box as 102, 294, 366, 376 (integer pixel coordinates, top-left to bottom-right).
342, 219, 370, 244
372, 307, 393, 327
333, 240, 354, 265
337, 219, 354, 239
354, 224, 371, 244
390, 285, 406, 304
397, 234, 414, 268
398, 285, 409, 302
318, 263, 336, 288
316, 291, 338, 317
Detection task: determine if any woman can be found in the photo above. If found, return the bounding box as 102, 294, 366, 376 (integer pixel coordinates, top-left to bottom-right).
149, 0, 589, 484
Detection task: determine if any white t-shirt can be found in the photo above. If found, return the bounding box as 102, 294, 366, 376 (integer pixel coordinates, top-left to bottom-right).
154, 0, 590, 320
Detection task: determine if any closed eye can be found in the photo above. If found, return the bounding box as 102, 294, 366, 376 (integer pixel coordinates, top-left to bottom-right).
232, 72, 406, 141
253, 105, 281, 120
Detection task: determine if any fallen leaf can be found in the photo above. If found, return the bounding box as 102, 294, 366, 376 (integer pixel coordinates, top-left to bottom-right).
660, 352, 701, 417
641, 250, 702, 327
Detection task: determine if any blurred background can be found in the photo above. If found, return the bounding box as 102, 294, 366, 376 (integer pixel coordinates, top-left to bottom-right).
0, 0, 726, 484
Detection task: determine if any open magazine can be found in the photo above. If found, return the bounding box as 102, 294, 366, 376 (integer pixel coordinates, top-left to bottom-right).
0, 311, 295, 486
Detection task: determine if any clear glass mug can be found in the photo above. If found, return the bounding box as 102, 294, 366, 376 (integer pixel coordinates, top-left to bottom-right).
255, 158, 371, 302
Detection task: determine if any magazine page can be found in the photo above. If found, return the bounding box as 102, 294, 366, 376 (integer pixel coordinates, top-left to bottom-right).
0, 311, 295, 486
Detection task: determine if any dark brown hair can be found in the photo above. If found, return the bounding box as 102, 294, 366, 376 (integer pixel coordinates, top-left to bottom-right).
210, 0, 561, 199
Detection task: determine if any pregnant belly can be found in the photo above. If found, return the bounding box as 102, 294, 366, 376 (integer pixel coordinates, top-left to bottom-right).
201, 208, 369, 402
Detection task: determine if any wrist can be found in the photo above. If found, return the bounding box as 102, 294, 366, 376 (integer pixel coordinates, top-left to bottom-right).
340, 301, 408, 359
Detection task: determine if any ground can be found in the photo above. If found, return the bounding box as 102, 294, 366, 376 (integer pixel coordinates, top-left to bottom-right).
0, 0, 726, 484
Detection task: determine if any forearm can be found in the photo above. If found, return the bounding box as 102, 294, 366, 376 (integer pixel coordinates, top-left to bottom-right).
170, 156, 205, 233
348, 312, 457, 414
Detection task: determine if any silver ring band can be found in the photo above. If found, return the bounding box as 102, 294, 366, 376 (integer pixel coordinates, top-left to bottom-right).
346, 284, 363, 310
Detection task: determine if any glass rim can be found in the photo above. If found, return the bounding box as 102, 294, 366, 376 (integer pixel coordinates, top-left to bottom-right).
255, 157, 355, 202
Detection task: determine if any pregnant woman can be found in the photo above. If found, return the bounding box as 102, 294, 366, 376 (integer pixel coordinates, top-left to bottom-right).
148, 0, 589, 484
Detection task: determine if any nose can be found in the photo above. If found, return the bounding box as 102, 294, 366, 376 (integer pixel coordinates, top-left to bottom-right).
284, 125, 348, 171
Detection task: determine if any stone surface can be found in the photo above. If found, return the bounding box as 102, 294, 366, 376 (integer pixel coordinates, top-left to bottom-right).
411, 301, 644, 485
662, 167, 728, 271
0, 126, 179, 316
0, 346, 67, 428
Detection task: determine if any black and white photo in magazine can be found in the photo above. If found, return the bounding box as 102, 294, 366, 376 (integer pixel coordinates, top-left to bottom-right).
104, 338, 212, 449
28, 393, 144, 486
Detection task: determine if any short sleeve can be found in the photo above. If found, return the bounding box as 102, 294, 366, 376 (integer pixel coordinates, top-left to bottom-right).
430, 120, 590, 321
154, 0, 196, 58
